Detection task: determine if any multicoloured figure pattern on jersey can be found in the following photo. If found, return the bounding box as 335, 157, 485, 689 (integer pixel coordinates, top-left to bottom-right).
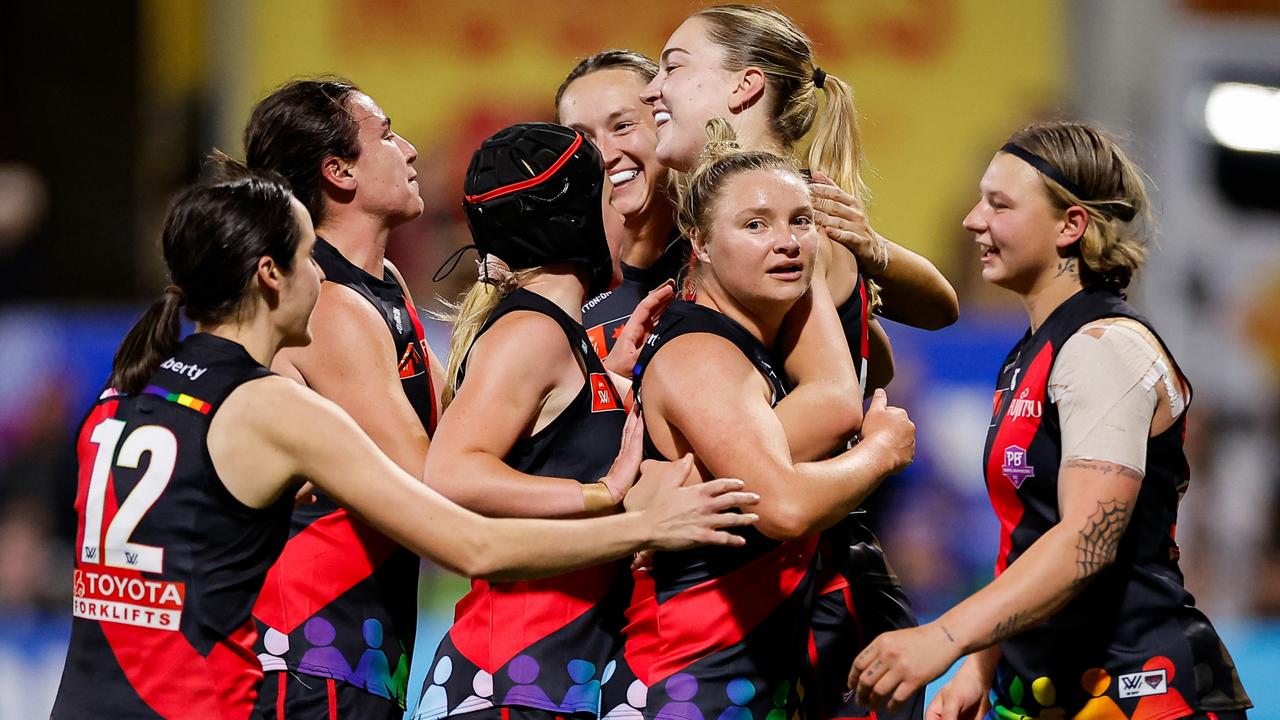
252, 237, 438, 715
417, 289, 630, 720
606, 301, 819, 720
805, 270, 924, 720
983, 287, 1251, 720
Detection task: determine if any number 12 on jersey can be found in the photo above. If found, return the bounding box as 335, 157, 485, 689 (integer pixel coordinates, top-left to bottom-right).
81, 418, 177, 575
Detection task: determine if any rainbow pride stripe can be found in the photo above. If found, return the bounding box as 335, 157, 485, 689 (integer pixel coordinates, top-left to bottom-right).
143, 385, 212, 414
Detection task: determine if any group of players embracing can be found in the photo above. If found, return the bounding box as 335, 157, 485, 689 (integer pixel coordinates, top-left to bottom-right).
52, 5, 1252, 720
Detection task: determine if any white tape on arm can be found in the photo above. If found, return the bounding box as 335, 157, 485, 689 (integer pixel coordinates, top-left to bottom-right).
1049, 321, 1163, 477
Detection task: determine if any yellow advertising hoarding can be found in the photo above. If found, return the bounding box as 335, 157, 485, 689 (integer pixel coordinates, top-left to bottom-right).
153, 0, 1064, 294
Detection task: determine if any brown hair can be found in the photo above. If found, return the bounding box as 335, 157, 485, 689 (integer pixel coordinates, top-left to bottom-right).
244, 77, 363, 225
109, 157, 302, 393
1005, 121, 1155, 289
555, 49, 659, 117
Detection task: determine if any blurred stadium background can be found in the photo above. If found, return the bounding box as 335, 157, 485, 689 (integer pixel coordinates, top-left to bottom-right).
1, 1, 1277, 717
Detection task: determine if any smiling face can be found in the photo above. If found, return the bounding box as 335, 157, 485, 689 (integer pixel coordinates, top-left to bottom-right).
344, 92, 423, 225
558, 68, 670, 226
963, 152, 1071, 295
643, 16, 739, 172
697, 167, 817, 312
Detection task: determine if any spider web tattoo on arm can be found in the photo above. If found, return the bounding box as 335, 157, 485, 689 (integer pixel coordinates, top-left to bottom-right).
1074, 497, 1131, 584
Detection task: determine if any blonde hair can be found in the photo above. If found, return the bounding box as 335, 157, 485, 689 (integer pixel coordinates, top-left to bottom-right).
441, 257, 540, 408
694, 4, 870, 205
676, 118, 803, 296
1006, 121, 1155, 290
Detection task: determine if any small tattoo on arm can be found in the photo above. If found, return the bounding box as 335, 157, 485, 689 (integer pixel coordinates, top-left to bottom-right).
987, 612, 1027, 644
1061, 459, 1143, 482
941, 624, 956, 643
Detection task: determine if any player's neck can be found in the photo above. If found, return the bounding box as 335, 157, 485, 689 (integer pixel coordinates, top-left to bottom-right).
1022, 264, 1084, 333
199, 317, 284, 370
316, 212, 393, 276
695, 282, 786, 348
522, 266, 589, 324
617, 205, 676, 269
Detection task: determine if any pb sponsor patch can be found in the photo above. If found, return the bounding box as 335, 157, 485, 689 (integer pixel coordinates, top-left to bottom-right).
1002, 445, 1036, 488
1118, 668, 1167, 698
73, 568, 184, 631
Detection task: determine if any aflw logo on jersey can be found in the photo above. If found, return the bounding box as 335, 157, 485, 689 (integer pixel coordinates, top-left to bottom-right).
73, 567, 185, 631
1118, 668, 1167, 698
1006, 387, 1043, 420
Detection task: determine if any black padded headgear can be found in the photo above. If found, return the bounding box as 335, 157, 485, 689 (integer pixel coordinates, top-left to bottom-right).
463, 122, 613, 294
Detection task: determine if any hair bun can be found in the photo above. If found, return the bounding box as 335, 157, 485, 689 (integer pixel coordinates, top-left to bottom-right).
695, 118, 742, 167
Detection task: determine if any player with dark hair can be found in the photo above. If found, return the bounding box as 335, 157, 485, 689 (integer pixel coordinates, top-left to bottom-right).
242, 77, 442, 716
50, 164, 759, 720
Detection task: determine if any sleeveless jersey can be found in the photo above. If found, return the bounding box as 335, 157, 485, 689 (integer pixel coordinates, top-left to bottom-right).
613, 300, 819, 720
805, 268, 923, 720
52, 333, 289, 720
983, 287, 1251, 719
251, 237, 438, 708
419, 289, 630, 720
582, 236, 688, 359
835, 270, 871, 392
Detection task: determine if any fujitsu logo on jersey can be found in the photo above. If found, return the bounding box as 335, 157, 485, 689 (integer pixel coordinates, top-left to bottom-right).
1006, 388, 1042, 420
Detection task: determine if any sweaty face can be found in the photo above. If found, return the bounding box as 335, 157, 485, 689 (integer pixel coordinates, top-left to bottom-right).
962, 153, 1070, 295
699, 168, 817, 311
345, 92, 423, 225
559, 68, 670, 226
280, 198, 324, 347
644, 16, 739, 172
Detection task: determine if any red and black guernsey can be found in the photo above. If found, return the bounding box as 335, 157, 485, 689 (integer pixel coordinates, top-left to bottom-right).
834, 270, 872, 393
419, 288, 629, 720
806, 269, 923, 720
251, 237, 438, 708
609, 300, 818, 720
983, 287, 1251, 719
582, 236, 688, 360
52, 333, 289, 720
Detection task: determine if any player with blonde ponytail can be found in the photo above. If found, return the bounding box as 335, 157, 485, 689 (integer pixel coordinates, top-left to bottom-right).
640, 7, 961, 719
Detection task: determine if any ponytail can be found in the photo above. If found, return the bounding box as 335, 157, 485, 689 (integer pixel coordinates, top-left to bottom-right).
107, 286, 185, 395
440, 255, 537, 408
805, 73, 871, 206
